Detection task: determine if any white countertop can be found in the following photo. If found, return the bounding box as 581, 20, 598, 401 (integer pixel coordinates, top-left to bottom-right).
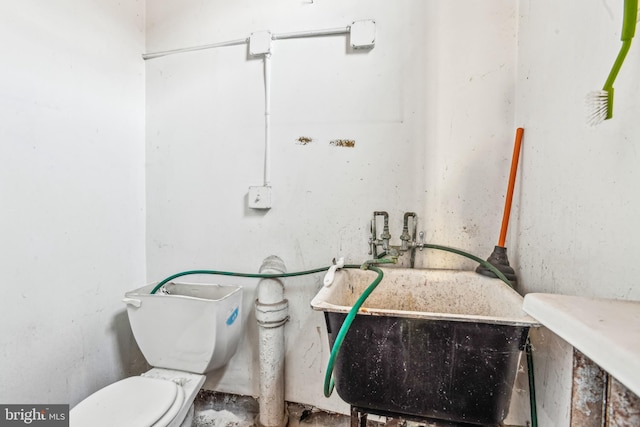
523, 293, 640, 397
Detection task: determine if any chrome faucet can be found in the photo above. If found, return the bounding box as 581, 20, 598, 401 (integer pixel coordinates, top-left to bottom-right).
368, 211, 424, 267
369, 211, 388, 258
400, 212, 416, 251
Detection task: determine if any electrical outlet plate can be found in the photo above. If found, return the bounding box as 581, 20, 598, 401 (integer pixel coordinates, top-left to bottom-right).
248, 186, 272, 209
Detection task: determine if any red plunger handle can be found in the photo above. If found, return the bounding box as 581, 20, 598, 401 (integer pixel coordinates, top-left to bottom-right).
498, 128, 524, 247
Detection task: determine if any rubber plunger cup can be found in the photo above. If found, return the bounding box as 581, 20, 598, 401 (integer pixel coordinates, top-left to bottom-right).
476, 245, 517, 285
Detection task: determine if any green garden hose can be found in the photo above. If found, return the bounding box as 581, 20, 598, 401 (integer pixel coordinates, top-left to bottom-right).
526, 338, 538, 427
150, 266, 331, 294
323, 262, 388, 397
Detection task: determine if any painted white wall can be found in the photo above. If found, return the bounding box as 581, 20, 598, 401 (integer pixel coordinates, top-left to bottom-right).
0, 1, 146, 406
145, 0, 522, 418
514, 0, 640, 302
514, 0, 640, 425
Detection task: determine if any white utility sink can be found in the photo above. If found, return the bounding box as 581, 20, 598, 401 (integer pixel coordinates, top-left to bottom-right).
311, 267, 538, 425
312, 267, 538, 326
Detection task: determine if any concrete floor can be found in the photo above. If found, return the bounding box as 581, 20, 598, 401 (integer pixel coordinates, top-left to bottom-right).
192, 390, 484, 427
192, 391, 378, 427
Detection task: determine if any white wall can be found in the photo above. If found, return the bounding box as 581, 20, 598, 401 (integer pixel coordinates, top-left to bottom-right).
515, 0, 640, 425
0, 1, 146, 406
146, 0, 521, 417
515, 0, 640, 301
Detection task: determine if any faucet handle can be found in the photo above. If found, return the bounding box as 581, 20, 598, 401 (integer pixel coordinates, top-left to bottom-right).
418, 231, 425, 250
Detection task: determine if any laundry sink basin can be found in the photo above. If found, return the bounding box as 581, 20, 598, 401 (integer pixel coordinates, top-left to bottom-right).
311, 267, 538, 426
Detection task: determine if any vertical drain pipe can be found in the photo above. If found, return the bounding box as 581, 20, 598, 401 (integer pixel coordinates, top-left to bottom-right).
255, 255, 289, 427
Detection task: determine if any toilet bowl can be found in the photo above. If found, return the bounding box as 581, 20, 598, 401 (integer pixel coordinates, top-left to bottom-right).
70, 368, 204, 427
70, 281, 243, 427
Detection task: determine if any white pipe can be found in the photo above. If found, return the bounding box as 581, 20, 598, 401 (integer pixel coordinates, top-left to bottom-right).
255, 256, 289, 427
272, 26, 349, 40
142, 25, 350, 60
142, 38, 248, 60
263, 54, 272, 187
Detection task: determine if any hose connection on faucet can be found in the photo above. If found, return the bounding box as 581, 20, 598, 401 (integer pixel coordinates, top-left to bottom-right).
360, 257, 397, 270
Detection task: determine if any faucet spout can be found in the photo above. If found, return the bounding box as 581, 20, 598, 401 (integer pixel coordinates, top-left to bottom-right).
400, 212, 417, 250
373, 211, 391, 251
369, 211, 391, 256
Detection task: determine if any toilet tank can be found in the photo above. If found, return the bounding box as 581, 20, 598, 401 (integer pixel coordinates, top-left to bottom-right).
124, 282, 243, 374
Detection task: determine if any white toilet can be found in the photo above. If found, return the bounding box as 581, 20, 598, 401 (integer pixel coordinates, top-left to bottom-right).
70, 281, 243, 427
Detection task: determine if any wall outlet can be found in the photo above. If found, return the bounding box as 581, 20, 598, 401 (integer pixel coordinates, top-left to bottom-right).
248, 186, 272, 209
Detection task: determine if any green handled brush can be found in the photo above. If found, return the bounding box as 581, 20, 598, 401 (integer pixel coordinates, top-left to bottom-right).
587, 0, 638, 126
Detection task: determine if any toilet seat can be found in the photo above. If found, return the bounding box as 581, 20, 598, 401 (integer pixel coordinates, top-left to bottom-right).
70, 376, 184, 427
150, 382, 184, 427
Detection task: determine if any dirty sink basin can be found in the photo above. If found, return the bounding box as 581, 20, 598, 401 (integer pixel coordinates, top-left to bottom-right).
310, 267, 538, 426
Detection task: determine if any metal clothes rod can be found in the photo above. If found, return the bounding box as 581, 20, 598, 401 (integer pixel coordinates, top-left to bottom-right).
142, 26, 351, 60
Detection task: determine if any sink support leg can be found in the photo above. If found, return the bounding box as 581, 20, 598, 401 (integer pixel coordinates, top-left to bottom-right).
351, 406, 368, 427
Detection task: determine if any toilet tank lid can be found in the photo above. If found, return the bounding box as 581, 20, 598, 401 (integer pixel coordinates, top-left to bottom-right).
70, 376, 179, 427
